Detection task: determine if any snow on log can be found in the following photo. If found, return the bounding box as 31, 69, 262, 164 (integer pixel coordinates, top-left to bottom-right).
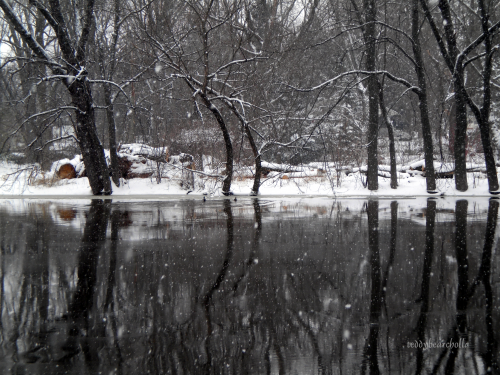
51, 156, 85, 179
400, 159, 486, 178
118, 155, 153, 178
260, 161, 306, 176
168, 153, 195, 168
118, 143, 169, 162
49, 145, 198, 181
114, 144, 171, 178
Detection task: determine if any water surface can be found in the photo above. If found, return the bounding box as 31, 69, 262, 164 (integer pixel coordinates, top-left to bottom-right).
0, 197, 498, 374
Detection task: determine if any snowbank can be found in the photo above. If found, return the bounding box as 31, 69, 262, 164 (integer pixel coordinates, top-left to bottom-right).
0, 149, 497, 198
0, 159, 496, 198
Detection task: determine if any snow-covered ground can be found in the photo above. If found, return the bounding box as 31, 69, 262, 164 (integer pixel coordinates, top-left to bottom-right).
0, 158, 496, 198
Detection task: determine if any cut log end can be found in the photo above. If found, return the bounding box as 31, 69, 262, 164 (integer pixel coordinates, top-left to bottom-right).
57, 163, 77, 179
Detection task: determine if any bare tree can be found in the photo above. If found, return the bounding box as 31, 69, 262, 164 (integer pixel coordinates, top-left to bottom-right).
420, 0, 500, 193
0, 0, 112, 195
412, 0, 436, 192
362, 0, 379, 190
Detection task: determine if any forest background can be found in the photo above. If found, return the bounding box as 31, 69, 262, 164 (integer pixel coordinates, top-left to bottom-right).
0, 0, 499, 196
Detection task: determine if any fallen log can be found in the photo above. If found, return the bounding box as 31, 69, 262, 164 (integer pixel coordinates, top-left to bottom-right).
57, 163, 77, 179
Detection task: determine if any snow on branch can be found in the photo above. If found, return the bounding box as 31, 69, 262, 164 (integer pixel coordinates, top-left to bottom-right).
1, 106, 76, 153
21, 107, 78, 124
208, 57, 268, 79
288, 70, 420, 94
257, 136, 311, 155
33, 135, 78, 152
456, 19, 500, 68
0, 0, 65, 75
167, 163, 223, 180
89, 79, 130, 101
116, 0, 156, 30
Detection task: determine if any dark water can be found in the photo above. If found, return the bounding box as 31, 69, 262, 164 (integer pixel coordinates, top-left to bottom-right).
0, 197, 498, 374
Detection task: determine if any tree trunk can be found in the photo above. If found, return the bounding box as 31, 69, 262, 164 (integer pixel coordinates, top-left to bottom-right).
104, 84, 121, 187
438, 0, 468, 191
244, 125, 261, 196
69, 79, 112, 195
419, 0, 467, 191
0, 0, 112, 195
454, 79, 468, 191
199, 93, 233, 195
377, 82, 397, 189
364, 0, 378, 190
412, 0, 436, 192
477, 116, 499, 192
472, 0, 499, 192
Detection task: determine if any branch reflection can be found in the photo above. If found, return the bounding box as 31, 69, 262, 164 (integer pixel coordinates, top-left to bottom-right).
0, 198, 498, 374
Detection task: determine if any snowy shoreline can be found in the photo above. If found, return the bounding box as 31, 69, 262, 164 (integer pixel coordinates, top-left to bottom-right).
0, 175, 496, 199
1, 158, 498, 199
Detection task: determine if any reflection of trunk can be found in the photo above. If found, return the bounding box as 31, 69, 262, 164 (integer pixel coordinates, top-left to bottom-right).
415, 198, 436, 374
381, 201, 397, 305
0, 225, 4, 343
481, 199, 499, 373
25, 215, 51, 328
203, 199, 234, 372
233, 199, 261, 292
102, 209, 124, 372
62, 200, 110, 371
33, 217, 50, 352
264, 333, 285, 375
364, 200, 381, 374
293, 312, 325, 374
10, 274, 28, 357
445, 199, 469, 372
69, 200, 111, 320
454, 200, 468, 326
469, 199, 499, 372
105, 210, 120, 310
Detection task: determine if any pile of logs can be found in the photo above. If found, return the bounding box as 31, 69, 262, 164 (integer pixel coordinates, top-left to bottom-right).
55, 145, 194, 180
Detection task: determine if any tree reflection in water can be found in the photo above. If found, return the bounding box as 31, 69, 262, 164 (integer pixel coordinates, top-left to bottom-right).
363, 200, 381, 375
0, 198, 498, 374
415, 198, 436, 375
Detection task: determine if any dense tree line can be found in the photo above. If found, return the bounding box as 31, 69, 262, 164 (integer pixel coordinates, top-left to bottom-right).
0, 0, 499, 195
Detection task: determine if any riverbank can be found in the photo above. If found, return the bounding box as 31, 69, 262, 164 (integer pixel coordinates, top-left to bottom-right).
0, 160, 495, 198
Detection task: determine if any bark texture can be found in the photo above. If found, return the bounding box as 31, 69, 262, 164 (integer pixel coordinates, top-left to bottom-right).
412, 0, 436, 192
364, 0, 378, 190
